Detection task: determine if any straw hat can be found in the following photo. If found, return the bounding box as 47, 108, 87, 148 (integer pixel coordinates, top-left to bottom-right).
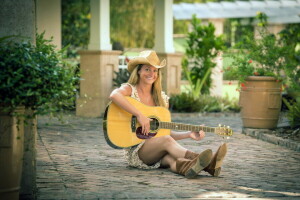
127, 50, 166, 73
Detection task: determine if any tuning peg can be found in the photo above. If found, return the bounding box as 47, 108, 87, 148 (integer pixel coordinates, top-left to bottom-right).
219, 124, 221, 127
227, 126, 230, 129
222, 136, 230, 139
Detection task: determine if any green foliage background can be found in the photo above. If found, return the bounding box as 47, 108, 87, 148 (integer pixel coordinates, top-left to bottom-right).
110, 0, 155, 48
62, 0, 90, 57
61, 0, 223, 56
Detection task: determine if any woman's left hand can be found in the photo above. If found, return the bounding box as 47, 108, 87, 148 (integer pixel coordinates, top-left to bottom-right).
190, 130, 205, 141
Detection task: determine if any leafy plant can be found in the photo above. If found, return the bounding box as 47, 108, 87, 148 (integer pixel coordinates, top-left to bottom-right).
278, 24, 300, 92
169, 93, 202, 113
0, 33, 79, 118
169, 93, 240, 113
283, 98, 300, 128
182, 14, 225, 98
227, 12, 295, 86
277, 24, 300, 128
113, 68, 130, 87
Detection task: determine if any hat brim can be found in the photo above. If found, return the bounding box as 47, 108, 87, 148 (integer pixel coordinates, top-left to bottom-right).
127, 57, 166, 73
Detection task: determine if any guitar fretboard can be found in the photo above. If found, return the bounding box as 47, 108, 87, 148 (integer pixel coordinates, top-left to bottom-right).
160, 122, 215, 133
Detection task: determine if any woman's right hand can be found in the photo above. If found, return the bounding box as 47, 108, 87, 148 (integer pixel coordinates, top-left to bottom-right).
137, 114, 151, 135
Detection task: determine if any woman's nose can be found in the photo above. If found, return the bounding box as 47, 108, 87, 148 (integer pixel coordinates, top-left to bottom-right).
148, 70, 154, 75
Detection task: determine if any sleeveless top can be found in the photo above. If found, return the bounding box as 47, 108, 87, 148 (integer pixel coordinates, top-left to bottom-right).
122, 83, 169, 169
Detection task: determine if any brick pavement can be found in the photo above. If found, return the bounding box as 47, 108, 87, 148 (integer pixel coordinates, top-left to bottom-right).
36, 113, 300, 199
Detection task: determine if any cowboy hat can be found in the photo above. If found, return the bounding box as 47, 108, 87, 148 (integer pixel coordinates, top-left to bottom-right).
127, 50, 166, 73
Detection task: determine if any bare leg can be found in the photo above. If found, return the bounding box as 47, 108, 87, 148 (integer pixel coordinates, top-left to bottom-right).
138, 135, 187, 165
160, 154, 177, 172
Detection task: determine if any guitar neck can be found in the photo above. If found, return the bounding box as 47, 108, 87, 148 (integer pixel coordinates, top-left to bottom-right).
160, 122, 215, 133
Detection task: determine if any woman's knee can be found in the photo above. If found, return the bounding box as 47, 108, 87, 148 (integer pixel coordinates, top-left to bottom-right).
143, 135, 176, 151
161, 135, 176, 146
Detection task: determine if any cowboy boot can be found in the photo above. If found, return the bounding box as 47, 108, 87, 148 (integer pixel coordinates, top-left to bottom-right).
184, 150, 199, 160
176, 149, 212, 179
204, 143, 228, 177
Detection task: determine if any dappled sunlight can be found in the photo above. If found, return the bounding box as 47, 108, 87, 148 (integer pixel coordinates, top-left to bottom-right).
192, 187, 300, 199
195, 191, 249, 199
238, 186, 300, 197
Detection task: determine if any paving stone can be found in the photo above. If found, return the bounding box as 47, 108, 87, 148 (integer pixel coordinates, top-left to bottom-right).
36, 113, 300, 199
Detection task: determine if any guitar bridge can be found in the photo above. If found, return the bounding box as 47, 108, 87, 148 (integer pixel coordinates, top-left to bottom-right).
131, 116, 137, 132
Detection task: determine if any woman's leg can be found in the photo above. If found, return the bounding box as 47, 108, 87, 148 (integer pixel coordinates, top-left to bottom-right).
160, 154, 177, 172
138, 135, 187, 165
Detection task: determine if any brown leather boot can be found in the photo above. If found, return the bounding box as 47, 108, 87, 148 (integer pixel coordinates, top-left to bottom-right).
204, 143, 228, 177
176, 149, 212, 179
184, 150, 199, 160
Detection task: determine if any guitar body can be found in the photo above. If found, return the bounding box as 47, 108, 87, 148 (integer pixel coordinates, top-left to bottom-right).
103, 97, 171, 149
103, 97, 233, 149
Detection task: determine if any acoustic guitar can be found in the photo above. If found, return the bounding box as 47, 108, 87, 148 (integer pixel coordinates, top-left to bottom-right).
103, 96, 233, 149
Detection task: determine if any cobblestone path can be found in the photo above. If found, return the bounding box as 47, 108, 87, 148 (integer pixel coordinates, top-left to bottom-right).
36, 114, 300, 199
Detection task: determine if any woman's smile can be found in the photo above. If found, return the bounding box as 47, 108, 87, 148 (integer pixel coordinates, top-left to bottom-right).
139, 65, 158, 83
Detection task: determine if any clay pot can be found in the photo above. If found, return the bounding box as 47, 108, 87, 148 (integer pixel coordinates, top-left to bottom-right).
239, 76, 282, 129
0, 107, 25, 200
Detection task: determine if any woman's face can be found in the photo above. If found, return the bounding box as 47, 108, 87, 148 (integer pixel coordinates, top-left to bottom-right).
138, 65, 158, 85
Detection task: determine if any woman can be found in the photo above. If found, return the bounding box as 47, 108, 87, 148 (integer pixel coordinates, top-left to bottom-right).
109, 50, 227, 179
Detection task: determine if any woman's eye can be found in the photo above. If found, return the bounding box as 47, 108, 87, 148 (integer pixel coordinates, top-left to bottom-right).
144, 68, 157, 73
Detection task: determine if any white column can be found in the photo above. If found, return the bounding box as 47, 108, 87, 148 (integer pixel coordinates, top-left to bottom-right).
154, 0, 174, 53
208, 18, 225, 97
36, 0, 61, 48
88, 0, 112, 50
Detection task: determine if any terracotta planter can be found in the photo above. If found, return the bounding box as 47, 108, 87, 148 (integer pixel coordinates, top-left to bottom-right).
239, 76, 282, 129
0, 107, 25, 200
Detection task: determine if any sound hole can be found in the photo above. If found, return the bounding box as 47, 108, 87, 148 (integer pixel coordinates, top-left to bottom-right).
136, 118, 160, 139
150, 118, 159, 131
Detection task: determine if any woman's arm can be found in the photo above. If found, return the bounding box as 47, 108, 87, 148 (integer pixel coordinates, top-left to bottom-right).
170, 130, 206, 141
109, 85, 151, 135
166, 104, 205, 142
109, 85, 142, 117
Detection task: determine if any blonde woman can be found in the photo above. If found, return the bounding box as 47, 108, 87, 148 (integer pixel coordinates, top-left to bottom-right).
109, 50, 227, 178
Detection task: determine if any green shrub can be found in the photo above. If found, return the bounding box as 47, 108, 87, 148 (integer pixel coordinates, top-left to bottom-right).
279, 24, 300, 92
283, 98, 300, 128
223, 69, 239, 81
287, 101, 300, 128
228, 13, 296, 86
0, 33, 79, 118
169, 93, 240, 113
220, 95, 241, 112
113, 68, 130, 87
169, 93, 202, 113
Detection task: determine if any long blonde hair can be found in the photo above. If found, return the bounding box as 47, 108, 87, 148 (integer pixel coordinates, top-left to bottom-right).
127, 64, 166, 108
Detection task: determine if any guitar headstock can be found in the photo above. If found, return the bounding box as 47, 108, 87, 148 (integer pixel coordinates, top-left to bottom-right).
215, 124, 233, 136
